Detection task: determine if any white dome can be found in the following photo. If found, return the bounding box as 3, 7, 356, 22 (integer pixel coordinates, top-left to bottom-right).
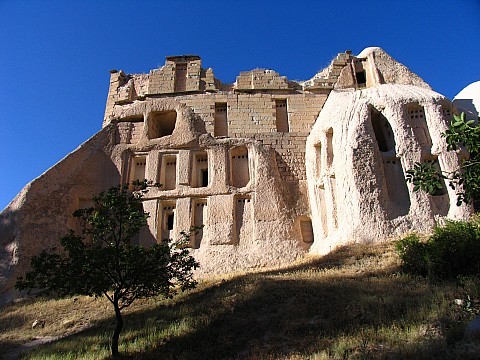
453, 81, 480, 119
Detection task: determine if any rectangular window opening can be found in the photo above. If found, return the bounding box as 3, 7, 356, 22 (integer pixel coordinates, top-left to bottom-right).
300, 219, 314, 244
234, 195, 252, 245
191, 199, 207, 249
230, 146, 250, 188
159, 203, 176, 241
275, 99, 289, 132
214, 102, 228, 137
408, 105, 432, 148
192, 151, 209, 188
128, 156, 147, 189
160, 154, 177, 190
175, 63, 187, 92
356, 71, 367, 87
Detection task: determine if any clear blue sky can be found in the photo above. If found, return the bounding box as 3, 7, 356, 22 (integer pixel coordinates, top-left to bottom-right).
1, 0, 479, 210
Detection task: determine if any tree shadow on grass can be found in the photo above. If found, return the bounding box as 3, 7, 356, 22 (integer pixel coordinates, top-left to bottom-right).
1, 339, 25, 359
22, 243, 468, 359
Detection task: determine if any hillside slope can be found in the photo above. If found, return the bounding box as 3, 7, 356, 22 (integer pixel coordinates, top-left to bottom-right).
1, 242, 479, 359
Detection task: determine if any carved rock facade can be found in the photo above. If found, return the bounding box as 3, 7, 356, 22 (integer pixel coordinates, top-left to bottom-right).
0, 48, 470, 304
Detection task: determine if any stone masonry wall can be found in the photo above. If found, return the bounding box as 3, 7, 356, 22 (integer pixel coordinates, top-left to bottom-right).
148, 61, 176, 94
108, 89, 328, 181
177, 93, 328, 180
235, 69, 289, 90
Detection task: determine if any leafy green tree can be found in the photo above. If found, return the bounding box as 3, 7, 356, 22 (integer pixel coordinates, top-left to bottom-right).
406, 112, 480, 206
16, 183, 199, 357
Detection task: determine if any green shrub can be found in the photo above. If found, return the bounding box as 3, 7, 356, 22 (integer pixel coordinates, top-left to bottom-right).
428, 220, 480, 279
396, 218, 480, 279
395, 234, 429, 276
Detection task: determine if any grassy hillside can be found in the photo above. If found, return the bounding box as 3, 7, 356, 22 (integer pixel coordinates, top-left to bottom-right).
1, 242, 479, 359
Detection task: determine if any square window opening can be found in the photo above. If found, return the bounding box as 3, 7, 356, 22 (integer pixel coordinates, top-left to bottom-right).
148, 111, 177, 139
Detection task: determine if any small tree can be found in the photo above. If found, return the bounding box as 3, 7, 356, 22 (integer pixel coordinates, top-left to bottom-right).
16, 183, 199, 357
406, 112, 480, 206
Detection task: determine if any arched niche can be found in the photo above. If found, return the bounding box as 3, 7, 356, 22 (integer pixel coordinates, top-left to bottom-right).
369, 106, 410, 217
371, 108, 395, 152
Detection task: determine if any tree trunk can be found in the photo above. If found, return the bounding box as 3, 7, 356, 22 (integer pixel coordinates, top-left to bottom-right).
111, 296, 123, 357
